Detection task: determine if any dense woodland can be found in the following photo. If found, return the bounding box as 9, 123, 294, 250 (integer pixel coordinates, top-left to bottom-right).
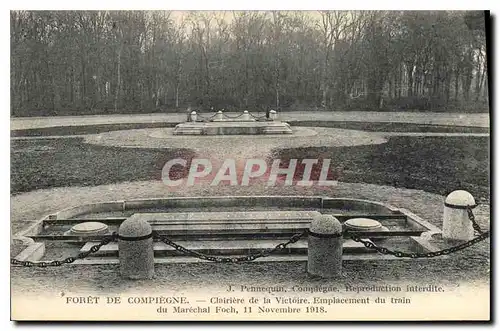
10, 10, 488, 116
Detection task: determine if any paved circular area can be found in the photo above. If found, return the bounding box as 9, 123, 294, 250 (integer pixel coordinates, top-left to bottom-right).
83, 127, 387, 160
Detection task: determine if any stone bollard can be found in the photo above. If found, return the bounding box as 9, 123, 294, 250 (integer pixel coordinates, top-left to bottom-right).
307, 215, 343, 278
242, 110, 251, 121
190, 111, 198, 122
442, 190, 476, 241
269, 110, 277, 120
118, 218, 155, 280
215, 110, 224, 121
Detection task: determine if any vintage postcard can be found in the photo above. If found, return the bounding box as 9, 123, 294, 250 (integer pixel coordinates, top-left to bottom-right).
10, 9, 490, 321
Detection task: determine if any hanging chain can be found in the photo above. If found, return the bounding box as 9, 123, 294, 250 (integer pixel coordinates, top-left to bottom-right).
154, 231, 307, 263
467, 206, 484, 235
195, 113, 218, 121
348, 205, 489, 258
348, 231, 489, 258
195, 111, 266, 121
222, 112, 245, 119
11, 205, 490, 266
249, 112, 268, 120
11, 233, 118, 267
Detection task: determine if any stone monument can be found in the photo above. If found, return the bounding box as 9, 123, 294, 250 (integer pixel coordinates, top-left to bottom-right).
173, 109, 293, 135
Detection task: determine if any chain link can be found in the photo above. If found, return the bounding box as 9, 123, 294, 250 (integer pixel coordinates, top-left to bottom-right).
348, 231, 489, 258
196, 111, 266, 121
249, 112, 268, 120
154, 231, 307, 263
467, 206, 484, 234
11, 233, 117, 267
11, 206, 490, 265
347, 205, 490, 258
196, 113, 218, 121
222, 112, 245, 119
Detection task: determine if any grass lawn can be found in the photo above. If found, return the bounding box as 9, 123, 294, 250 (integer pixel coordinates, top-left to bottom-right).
11, 135, 489, 201
289, 121, 489, 133
275, 136, 489, 201
10, 132, 490, 296
10, 122, 177, 137
11, 138, 194, 195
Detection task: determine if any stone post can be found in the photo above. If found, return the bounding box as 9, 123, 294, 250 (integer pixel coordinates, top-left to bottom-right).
242, 110, 251, 121
269, 110, 277, 121
190, 111, 198, 122
307, 214, 343, 278
215, 110, 224, 121
442, 190, 476, 241
118, 218, 155, 279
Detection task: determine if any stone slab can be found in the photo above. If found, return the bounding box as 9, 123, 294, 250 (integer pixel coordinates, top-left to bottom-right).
126, 211, 322, 224
151, 223, 310, 232
173, 121, 293, 135
14, 242, 45, 262
70, 221, 109, 234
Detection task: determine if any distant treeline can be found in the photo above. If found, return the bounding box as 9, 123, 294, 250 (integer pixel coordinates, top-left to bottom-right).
11, 10, 489, 116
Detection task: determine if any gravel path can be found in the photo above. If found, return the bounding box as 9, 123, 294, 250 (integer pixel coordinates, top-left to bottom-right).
11, 111, 489, 130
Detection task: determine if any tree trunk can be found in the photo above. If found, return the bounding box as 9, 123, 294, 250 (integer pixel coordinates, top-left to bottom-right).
321, 54, 329, 109
476, 59, 486, 101
444, 69, 451, 103
176, 84, 180, 108
406, 64, 413, 97
275, 82, 280, 109
398, 65, 402, 98
114, 45, 122, 113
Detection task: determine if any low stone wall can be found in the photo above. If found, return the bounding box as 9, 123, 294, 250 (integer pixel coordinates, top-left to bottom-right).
124, 196, 325, 210
16, 196, 404, 242
322, 198, 398, 213
55, 201, 126, 219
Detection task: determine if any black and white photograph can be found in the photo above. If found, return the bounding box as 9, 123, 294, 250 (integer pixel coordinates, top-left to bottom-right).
9, 7, 491, 321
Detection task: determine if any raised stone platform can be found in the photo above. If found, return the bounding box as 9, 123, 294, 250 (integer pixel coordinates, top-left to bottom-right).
14, 196, 448, 265
173, 121, 293, 135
